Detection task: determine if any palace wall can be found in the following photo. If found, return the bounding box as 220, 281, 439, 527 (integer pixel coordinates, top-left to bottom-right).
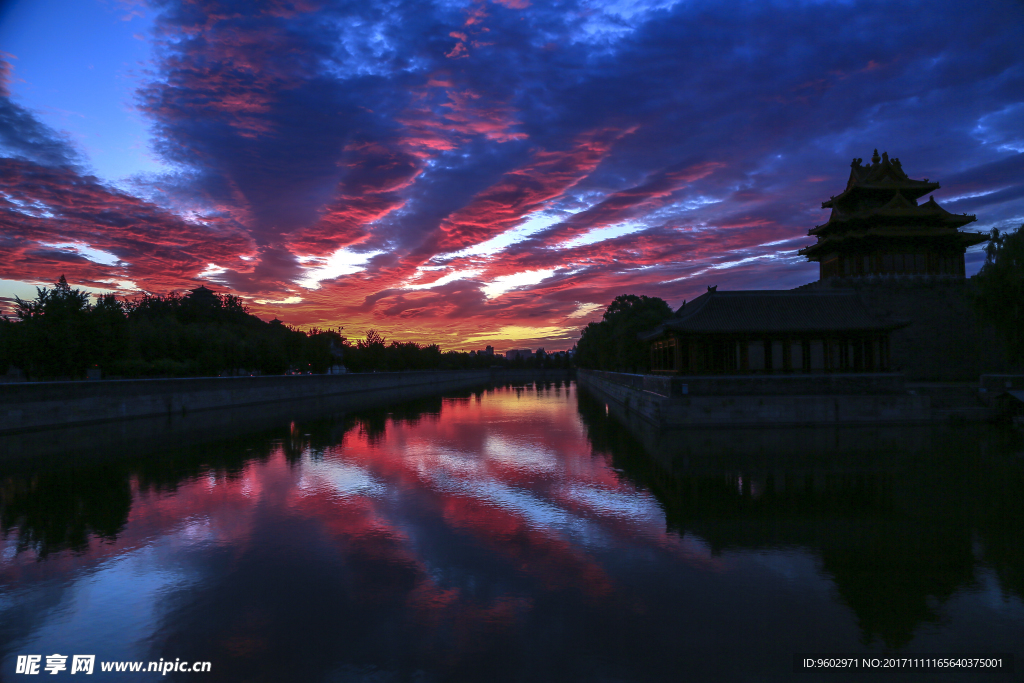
801, 276, 1019, 381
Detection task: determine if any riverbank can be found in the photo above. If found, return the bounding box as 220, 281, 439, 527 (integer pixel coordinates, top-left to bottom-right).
0, 369, 567, 435
0, 369, 574, 463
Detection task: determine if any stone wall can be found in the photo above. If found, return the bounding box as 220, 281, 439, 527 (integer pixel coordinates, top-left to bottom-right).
577, 369, 933, 428
585, 369, 906, 397
803, 276, 1019, 381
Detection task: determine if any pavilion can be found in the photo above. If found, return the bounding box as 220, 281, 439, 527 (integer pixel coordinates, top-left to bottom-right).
642, 287, 905, 374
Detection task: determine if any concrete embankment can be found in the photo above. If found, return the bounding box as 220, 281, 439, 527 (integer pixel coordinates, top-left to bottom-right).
0, 370, 494, 436
0, 369, 577, 462
577, 369, 936, 429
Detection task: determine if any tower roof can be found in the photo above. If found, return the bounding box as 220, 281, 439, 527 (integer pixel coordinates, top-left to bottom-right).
800, 151, 988, 262
810, 191, 977, 236
188, 284, 218, 298
823, 150, 939, 208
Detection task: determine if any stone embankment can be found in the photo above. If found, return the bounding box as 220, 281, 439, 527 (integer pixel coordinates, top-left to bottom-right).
0, 370, 499, 435
0, 368, 576, 436
576, 369, 980, 429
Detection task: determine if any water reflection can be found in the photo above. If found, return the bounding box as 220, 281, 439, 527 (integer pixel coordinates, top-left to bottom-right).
1, 381, 1022, 681
577, 389, 1024, 649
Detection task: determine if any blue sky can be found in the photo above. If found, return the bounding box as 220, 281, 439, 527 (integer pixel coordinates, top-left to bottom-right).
0, 0, 163, 182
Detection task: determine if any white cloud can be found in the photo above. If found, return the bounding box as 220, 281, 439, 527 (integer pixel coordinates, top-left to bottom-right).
40, 242, 122, 267
556, 221, 645, 249
566, 302, 604, 319
482, 268, 556, 299
295, 247, 383, 289
253, 295, 304, 305
403, 267, 482, 290
435, 210, 570, 261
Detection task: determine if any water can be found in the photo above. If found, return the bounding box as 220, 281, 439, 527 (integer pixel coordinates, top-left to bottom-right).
1, 381, 1022, 681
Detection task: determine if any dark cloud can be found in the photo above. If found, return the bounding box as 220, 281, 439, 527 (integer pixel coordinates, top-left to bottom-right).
0, 57, 81, 168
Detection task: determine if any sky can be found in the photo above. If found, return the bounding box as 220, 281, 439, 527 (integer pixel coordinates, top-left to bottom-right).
1, 0, 1022, 350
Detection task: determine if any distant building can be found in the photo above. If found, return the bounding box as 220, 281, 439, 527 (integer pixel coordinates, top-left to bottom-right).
484, 346, 494, 356
188, 284, 219, 301
799, 150, 988, 279
506, 349, 533, 361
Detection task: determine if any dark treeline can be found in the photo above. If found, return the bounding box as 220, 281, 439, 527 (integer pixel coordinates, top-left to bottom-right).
573, 294, 672, 373
973, 224, 1024, 361
0, 277, 568, 380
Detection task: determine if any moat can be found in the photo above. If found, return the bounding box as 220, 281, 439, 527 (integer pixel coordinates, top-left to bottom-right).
2, 381, 1022, 681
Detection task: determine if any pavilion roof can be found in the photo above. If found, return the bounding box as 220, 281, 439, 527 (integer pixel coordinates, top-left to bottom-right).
811, 192, 977, 235
822, 150, 940, 208
639, 289, 905, 339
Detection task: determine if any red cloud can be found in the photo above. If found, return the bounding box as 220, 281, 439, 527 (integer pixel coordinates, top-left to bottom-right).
286, 143, 421, 254
433, 128, 627, 253
397, 81, 526, 156
0, 158, 254, 293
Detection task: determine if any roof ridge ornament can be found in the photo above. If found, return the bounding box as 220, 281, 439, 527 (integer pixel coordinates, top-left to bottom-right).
707, 285, 717, 292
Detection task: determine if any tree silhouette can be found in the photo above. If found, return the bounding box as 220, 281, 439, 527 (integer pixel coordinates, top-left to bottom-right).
974, 224, 1024, 362
10, 275, 92, 378
575, 294, 671, 372
1, 276, 517, 378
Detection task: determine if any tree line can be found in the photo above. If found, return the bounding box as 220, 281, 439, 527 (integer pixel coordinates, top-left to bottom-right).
0, 278, 566, 380
973, 224, 1024, 362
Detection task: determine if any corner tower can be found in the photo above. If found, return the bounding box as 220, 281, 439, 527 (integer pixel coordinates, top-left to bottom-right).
799, 150, 988, 279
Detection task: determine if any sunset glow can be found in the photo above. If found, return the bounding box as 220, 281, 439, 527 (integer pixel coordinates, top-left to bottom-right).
1, 0, 1022, 348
